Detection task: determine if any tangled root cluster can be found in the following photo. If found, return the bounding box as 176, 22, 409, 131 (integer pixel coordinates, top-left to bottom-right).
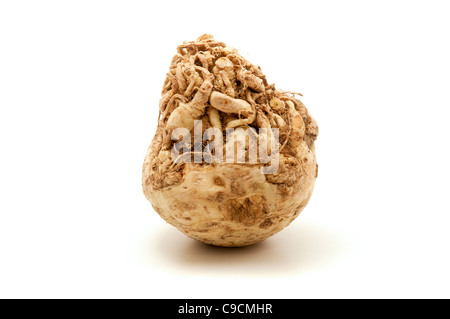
143, 35, 319, 247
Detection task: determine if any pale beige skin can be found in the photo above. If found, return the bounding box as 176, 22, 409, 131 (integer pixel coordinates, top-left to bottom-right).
142, 35, 318, 247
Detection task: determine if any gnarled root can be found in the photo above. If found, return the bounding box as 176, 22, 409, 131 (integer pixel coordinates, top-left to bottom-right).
149, 34, 318, 191
286, 100, 305, 149
209, 91, 256, 129
163, 79, 213, 149
237, 69, 265, 93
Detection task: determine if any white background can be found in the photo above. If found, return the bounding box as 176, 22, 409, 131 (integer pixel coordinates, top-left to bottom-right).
1, 0, 449, 299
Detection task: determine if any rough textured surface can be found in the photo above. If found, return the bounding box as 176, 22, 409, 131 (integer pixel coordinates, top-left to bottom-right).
142, 35, 319, 247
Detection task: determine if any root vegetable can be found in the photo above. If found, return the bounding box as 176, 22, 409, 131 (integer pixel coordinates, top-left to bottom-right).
142, 35, 319, 247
